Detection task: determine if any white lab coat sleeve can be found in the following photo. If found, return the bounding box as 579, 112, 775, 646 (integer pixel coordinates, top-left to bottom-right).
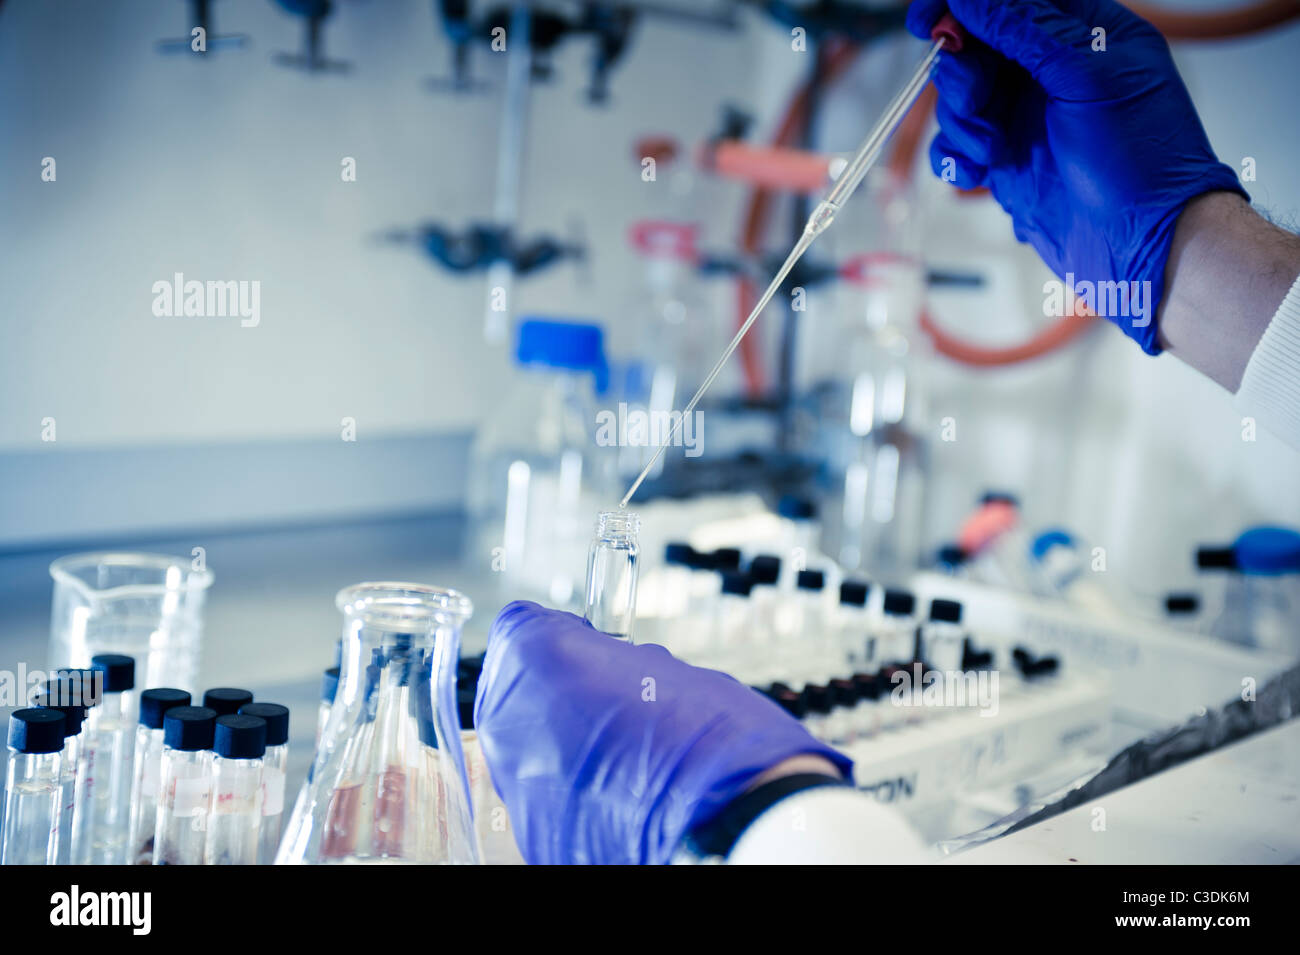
725, 786, 932, 864
1235, 272, 1300, 450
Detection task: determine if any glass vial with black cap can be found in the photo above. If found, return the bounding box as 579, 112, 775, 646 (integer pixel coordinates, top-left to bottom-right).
81, 653, 136, 864
922, 599, 966, 673
2, 708, 65, 864
836, 580, 873, 674
205, 714, 266, 865
128, 687, 191, 864
712, 571, 755, 678
238, 702, 289, 864
788, 569, 829, 683
877, 589, 918, 666
154, 706, 217, 865
32, 679, 88, 864
56, 667, 102, 865
318, 666, 340, 747
203, 687, 254, 717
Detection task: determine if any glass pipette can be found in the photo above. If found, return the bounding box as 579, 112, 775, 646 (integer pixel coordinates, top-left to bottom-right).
620, 16, 968, 508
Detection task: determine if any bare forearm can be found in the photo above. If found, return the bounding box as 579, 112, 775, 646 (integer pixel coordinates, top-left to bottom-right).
1158, 192, 1300, 391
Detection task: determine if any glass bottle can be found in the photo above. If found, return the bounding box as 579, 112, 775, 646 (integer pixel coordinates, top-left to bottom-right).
584, 511, 641, 642
79, 653, 136, 864
920, 599, 966, 673
32, 680, 88, 864
154, 706, 217, 866
2, 708, 65, 865
205, 714, 266, 865
877, 589, 919, 666
48, 552, 213, 695
56, 667, 102, 865
836, 580, 874, 674
127, 688, 192, 865
237, 702, 290, 865
276, 582, 479, 865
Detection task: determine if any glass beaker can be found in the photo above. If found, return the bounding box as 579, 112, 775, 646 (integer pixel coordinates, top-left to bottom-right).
49, 553, 213, 696
276, 582, 479, 865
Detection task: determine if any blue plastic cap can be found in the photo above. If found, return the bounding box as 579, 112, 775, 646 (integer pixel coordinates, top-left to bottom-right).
515, 319, 609, 392
1030, 528, 1076, 563
1233, 526, 1300, 576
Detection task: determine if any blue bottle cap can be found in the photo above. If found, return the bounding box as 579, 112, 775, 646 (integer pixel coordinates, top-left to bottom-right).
321, 666, 341, 704
8, 708, 66, 754
777, 494, 816, 520
796, 569, 825, 591
202, 687, 254, 716
1030, 528, 1075, 563
139, 688, 192, 729
514, 319, 608, 391
1233, 526, 1300, 575
214, 715, 267, 759
163, 706, 217, 751
748, 555, 781, 585
238, 703, 289, 746
719, 571, 753, 597
90, 653, 135, 693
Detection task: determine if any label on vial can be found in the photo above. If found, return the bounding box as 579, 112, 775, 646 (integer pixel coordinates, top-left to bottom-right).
262, 769, 285, 816
173, 777, 211, 815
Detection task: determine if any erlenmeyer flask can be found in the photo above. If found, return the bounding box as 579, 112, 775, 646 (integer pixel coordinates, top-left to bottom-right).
49, 552, 214, 695
276, 583, 479, 864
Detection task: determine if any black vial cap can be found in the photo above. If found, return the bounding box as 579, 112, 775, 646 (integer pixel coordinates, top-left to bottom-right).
796, 569, 825, 591
777, 494, 817, 520
163, 706, 217, 751
8, 708, 66, 754
203, 687, 254, 716
457, 687, 476, 731
1165, 593, 1200, 615
138, 688, 192, 730
770, 686, 807, 720
936, 544, 967, 566
32, 686, 86, 738
664, 542, 695, 566
55, 669, 104, 708
929, 599, 963, 624
829, 678, 858, 707
882, 589, 916, 616
748, 554, 781, 585
238, 703, 289, 746
1196, 546, 1236, 570
213, 714, 267, 759
852, 672, 880, 701
90, 653, 135, 693
719, 571, 753, 597
980, 491, 1019, 507
804, 684, 833, 715
321, 666, 341, 704
839, 580, 870, 606
710, 548, 743, 571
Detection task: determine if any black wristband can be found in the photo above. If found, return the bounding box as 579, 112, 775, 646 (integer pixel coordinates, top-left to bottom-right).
680, 773, 849, 861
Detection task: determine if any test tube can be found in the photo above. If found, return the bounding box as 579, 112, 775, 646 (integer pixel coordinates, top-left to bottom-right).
154, 706, 216, 865
32, 681, 88, 864
128, 688, 192, 865
318, 666, 340, 747
202, 687, 254, 717
583, 510, 641, 642
205, 714, 266, 865
238, 702, 289, 864
1, 708, 66, 865
80, 653, 137, 864
921, 599, 966, 673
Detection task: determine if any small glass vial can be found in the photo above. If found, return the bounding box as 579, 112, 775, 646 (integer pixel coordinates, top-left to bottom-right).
584, 510, 641, 642
712, 571, 754, 678
154, 706, 217, 865
826, 678, 860, 744
802, 684, 833, 741
878, 589, 919, 665
238, 702, 289, 865
836, 580, 874, 675
32, 681, 89, 864
921, 599, 966, 673
56, 667, 102, 866
128, 688, 192, 865
205, 714, 266, 865
79, 653, 137, 864
791, 569, 830, 683
318, 666, 340, 748
202, 687, 254, 717
2, 708, 66, 865
851, 672, 882, 738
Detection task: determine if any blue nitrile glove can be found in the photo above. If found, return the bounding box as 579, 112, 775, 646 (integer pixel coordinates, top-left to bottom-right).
474, 601, 853, 865
906, 0, 1248, 354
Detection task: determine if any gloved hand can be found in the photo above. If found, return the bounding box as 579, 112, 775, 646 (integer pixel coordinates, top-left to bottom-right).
474, 601, 853, 865
906, 0, 1248, 354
